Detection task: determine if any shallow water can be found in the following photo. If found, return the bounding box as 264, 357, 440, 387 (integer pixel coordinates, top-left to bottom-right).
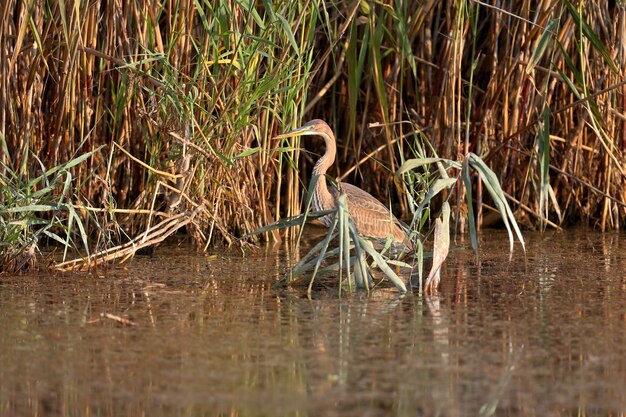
0, 230, 624, 417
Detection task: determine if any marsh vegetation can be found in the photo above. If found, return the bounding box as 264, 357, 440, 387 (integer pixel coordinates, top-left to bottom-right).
1, 1, 625, 273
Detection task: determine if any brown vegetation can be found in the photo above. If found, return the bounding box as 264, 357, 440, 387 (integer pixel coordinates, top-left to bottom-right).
1, 1, 624, 270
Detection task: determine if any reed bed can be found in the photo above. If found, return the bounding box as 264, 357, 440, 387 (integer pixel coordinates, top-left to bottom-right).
1, 0, 624, 270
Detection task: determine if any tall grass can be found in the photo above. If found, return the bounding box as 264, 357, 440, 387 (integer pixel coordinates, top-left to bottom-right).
0, 144, 100, 272
1, 1, 624, 268
307, 0, 625, 230
2, 0, 322, 266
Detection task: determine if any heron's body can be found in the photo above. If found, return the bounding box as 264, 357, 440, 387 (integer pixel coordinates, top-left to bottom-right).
275, 119, 411, 250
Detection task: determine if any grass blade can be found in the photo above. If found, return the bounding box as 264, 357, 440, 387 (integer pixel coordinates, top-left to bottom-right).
361, 239, 407, 293
397, 158, 462, 176
469, 154, 525, 252
307, 215, 338, 297
461, 156, 478, 251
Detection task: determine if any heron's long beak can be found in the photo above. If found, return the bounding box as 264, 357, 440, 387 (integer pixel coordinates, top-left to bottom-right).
273, 125, 315, 140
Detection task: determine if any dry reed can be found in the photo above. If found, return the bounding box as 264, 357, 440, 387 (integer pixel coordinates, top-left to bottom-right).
1, 1, 624, 270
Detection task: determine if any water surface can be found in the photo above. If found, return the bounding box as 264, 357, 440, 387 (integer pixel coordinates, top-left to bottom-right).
0, 230, 624, 416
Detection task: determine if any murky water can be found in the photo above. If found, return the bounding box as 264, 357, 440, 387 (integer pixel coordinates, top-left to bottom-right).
0, 230, 624, 417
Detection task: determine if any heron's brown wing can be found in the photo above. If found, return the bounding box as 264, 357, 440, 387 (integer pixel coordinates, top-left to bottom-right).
331, 183, 409, 245
335, 183, 393, 214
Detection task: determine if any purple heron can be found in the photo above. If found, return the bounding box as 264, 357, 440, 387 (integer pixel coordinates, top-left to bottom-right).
274, 119, 412, 251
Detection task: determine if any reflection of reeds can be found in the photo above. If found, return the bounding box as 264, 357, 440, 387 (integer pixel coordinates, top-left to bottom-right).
1, 1, 624, 268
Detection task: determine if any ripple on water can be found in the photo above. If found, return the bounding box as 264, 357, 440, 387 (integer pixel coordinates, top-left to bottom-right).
0, 230, 624, 416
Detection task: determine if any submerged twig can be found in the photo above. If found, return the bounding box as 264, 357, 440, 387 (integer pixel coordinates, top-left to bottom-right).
101, 313, 138, 327
54, 206, 203, 271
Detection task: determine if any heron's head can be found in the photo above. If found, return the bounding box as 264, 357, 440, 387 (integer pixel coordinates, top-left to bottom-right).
273, 119, 332, 140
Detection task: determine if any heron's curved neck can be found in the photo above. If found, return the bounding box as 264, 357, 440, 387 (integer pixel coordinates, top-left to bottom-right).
312, 131, 336, 177
312, 130, 336, 209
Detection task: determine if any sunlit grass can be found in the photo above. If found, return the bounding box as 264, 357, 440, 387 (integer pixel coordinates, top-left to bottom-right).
0, 144, 102, 272
1, 0, 624, 270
